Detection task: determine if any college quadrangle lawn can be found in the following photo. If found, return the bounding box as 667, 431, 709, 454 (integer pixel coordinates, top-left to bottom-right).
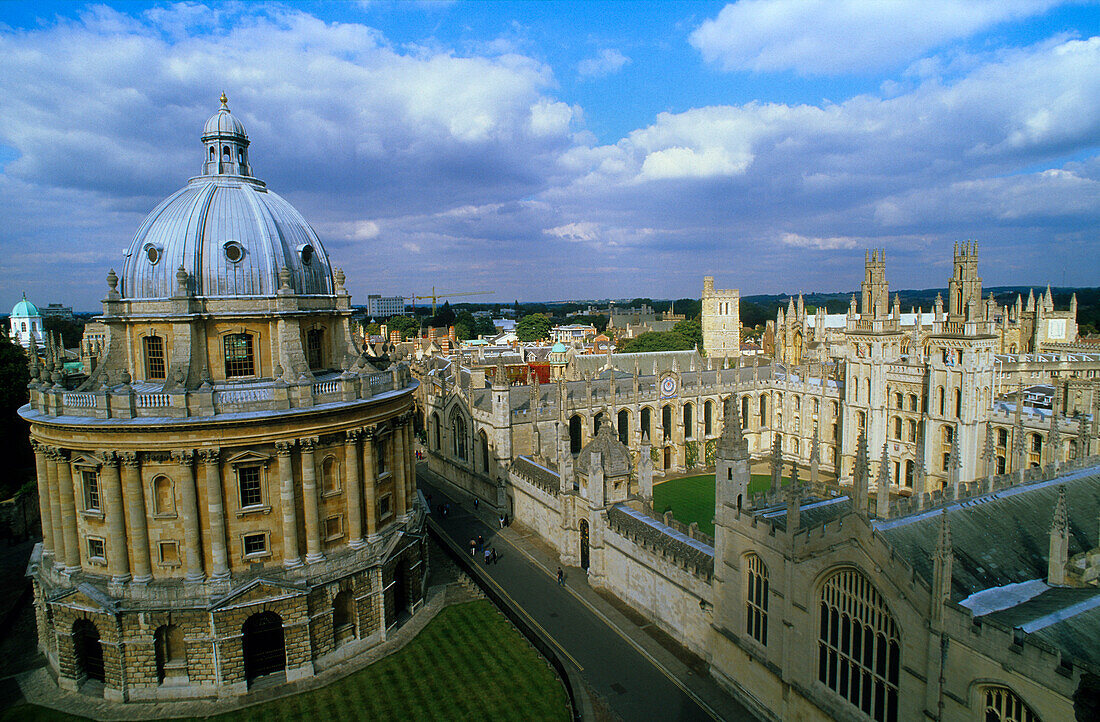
652, 473, 791, 537
1, 600, 570, 722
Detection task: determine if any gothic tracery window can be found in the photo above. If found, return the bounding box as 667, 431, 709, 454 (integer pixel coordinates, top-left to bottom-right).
746, 555, 768, 646
982, 686, 1039, 722
818, 569, 899, 722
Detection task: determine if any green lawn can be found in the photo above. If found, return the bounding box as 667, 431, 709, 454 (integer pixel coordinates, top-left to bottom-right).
652, 473, 791, 537
1, 600, 570, 722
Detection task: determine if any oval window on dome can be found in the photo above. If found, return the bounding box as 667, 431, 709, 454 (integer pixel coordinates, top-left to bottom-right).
224, 241, 244, 264
300, 244, 314, 266
144, 243, 161, 265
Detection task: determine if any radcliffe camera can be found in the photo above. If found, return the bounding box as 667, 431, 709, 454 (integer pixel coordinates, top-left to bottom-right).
0, 3, 1098, 722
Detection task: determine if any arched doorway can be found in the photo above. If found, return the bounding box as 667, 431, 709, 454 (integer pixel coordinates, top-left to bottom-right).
72, 618, 104, 683
154, 623, 185, 684
332, 590, 356, 648
579, 519, 590, 571
663, 446, 672, 470
242, 611, 285, 683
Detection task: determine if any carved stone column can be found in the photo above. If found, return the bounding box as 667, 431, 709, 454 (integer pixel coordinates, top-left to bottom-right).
276, 441, 303, 568
31, 441, 54, 556
45, 447, 65, 566
57, 450, 80, 572
362, 429, 378, 539
101, 452, 129, 583
404, 418, 417, 511
120, 452, 152, 582
393, 424, 408, 518
174, 450, 205, 582
300, 437, 324, 563
200, 449, 230, 580
345, 429, 364, 548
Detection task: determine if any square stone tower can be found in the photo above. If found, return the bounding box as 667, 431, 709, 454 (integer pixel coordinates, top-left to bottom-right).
701, 276, 740, 358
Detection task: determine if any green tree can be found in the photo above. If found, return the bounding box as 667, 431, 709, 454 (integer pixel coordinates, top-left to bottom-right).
0, 333, 32, 497
474, 317, 498, 337
430, 301, 456, 329
44, 316, 86, 348
516, 313, 552, 342
617, 331, 694, 353
386, 316, 421, 340
672, 319, 702, 350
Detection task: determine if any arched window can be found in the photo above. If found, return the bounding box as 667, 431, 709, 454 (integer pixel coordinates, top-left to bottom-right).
904, 460, 913, 487
683, 403, 694, 439
1030, 433, 1042, 454
210, 146, 216, 159
895, 392, 903, 408
222, 145, 231, 160
818, 569, 899, 722
741, 396, 749, 428
759, 396, 767, 427
857, 411, 866, 430
997, 428, 1008, 447
154, 624, 184, 684
662, 405, 672, 441
981, 686, 1038, 722
153, 475, 175, 516
431, 413, 441, 451
332, 590, 356, 646
907, 419, 917, 442
594, 412, 605, 435
745, 555, 768, 646
321, 456, 339, 494
640, 407, 652, 440
618, 409, 629, 446
569, 415, 583, 454
893, 417, 902, 440
72, 618, 104, 683
996, 455, 1006, 474
306, 328, 325, 370
144, 335, 166, 380
938, 387, 945, 416
794, 396, 801, 412
480, 430, 490, 473
908, 394, 918, 412
451, 411, 468, 461
955, 388, 962, 418
224, 333, 255, 377
704, 400, 714, 436
20, 321, 26, 332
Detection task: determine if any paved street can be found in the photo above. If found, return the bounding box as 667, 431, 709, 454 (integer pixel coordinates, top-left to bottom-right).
419, 468, 758, 722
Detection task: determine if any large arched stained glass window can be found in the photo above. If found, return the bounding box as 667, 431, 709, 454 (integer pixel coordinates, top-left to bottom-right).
982, 686, 1039, 722
745, 554, 768, 646
818, 569, 900, 722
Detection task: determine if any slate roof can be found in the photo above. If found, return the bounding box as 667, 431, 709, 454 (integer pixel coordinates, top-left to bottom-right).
876, 468, 1100, 602
981, 587, 1100, 669
575, 423, 631, 477
512, 456, 560, 495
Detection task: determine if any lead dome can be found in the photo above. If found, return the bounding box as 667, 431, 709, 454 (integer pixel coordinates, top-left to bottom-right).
120, 94, 334, 299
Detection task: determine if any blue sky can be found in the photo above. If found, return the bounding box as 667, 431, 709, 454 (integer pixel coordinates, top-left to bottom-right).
1, 1, 1098, 310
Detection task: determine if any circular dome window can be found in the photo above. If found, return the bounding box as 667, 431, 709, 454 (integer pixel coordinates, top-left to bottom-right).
144, 243, 161, 265
300, 244, 314, 266
224, 241, 244, 263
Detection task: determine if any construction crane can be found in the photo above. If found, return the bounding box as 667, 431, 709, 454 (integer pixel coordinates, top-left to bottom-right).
410, 287, 491, 316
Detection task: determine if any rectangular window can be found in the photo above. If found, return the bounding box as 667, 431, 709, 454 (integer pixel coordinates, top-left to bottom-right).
224, 333, 255, 377
144, 335, 166, 380
306, 328, 324, 370
379, 494, 392, 520
87, 537, 105, 562
324, 515, 343, 541
376, 440, 388, 476
158, 541, 180, 566
82, 469, 100, 511
238, 465, 263, 507
243, 533, 267, 556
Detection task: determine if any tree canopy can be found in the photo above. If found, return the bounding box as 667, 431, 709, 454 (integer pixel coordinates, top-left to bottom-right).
671, 319, 702, 350
516, 313, 552, 342
616, 331, 694, 353
386, 316, 421, 340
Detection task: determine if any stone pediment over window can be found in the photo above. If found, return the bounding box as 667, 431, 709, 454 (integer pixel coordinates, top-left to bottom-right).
53, 584, 120, 614
210, 577, 309, 610
224, 450, 272, 466
69, 453, 104, 469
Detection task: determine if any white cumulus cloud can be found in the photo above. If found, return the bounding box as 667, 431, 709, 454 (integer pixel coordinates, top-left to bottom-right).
577, 49, 631, 79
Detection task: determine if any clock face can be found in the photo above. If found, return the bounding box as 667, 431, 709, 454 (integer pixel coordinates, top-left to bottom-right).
660, 375, 678, 398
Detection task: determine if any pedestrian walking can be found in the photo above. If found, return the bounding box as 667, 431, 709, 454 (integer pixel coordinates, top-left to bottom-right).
469, 539, 476, 557
484, 548, 492, 565
491, 548, 499, 564
474, 498, 479, 510
557, 567, 564, 586
498, 515, 505, 529
477, 534, 484, 549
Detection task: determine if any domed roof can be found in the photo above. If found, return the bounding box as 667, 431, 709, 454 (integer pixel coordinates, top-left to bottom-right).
120, 96, 334, 300
550, 341, 568, 353
11, 293, 40, 318
203, 92, 248, 139
575, 422, 631, 478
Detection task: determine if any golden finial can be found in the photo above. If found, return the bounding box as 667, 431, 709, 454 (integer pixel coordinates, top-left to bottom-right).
220, 91, 229, 108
